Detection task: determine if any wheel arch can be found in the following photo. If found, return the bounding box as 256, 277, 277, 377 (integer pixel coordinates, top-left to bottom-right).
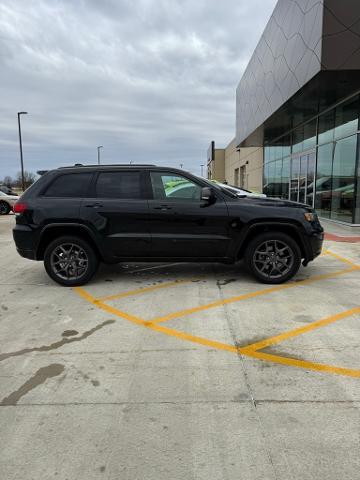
36, 224, 104, 261
236, 222, 307, 260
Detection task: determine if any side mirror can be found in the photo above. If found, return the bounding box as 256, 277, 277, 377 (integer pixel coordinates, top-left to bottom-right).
201, 186, 216, 205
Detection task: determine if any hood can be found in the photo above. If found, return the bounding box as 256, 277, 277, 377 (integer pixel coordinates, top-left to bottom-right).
238, 195, 311, 210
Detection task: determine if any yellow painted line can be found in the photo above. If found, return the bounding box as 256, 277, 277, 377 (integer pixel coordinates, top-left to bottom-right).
74, 286, 239, 353
148, 323, 239, 353
150, 266, 357, 324
74, 250, 360, 379
244, 350, 360, 378
325, 249, 360, 268
96, 279, 196, 302
242, 306, 360, 353
75, 287, 146, 326
74, 288, 360, 378
98, 257, 328, 303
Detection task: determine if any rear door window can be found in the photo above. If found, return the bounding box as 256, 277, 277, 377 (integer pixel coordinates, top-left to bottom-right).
95, 171, 142, 199
43, 173, 93, 197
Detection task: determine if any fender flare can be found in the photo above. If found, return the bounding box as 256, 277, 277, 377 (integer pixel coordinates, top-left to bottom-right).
235, 221, 310, 260
36, 223, 106, 260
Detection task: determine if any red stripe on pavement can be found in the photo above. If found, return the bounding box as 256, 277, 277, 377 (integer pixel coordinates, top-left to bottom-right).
325, 232, 360, 243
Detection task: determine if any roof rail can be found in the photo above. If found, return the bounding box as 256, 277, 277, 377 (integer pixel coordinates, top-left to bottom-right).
58, 164, 156, 169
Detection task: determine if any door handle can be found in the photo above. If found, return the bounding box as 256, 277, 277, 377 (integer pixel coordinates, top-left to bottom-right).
85, 203, 103, 208
154, 205, 172, 211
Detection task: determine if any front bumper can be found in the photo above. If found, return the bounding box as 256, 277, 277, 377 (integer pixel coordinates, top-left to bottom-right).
306, 231, 324, 261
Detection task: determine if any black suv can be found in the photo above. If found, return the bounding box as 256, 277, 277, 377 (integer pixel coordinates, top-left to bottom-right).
13, 165, 324, 286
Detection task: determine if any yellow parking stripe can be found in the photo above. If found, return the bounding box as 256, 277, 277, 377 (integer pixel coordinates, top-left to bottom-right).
325, 250, 359, 267
96, 279, 195, 302
75, 287, 146, 326
75, 287, 360, 378
242, 306, 360, 353
244, 350, 360, 378
74, 250, 360, 379
150, 267, 357, 324
75, 286, 239, 352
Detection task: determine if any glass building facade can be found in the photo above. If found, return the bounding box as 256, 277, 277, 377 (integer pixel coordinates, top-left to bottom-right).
263, 94, 360, 224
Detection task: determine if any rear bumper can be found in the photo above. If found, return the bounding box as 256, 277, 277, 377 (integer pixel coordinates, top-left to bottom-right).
13, 224, 38, 260
16, 247, 37, 260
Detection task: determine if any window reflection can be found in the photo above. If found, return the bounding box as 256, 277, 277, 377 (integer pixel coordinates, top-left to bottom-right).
282, 157, 290, 199
334, 96, 359, 139
318, 109, 335, 145
303, 119, 316, 150
330, 135, 357, 222
314, 143, 333, 217
262, 95, 359, 221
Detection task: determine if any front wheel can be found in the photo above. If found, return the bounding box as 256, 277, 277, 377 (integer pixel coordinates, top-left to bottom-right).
245, 232, 301, 284
44, 236, 99, 286
0, 201, 10, 215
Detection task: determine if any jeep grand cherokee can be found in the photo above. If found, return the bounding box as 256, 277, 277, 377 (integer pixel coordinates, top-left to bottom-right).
13, 165, 324, 286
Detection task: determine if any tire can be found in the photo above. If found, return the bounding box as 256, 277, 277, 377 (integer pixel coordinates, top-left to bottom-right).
0, 201, 10, 215
244, 232, 301, 284
44, 235, 99, 286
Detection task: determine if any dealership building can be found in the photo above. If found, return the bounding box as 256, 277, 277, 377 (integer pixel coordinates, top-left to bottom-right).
208, 0, 360, 225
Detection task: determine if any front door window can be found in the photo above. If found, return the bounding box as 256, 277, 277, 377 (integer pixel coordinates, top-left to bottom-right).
150, 173, 202, 201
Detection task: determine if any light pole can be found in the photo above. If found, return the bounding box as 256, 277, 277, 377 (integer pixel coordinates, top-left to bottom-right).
180, 163, 183, 169
17, 111, 28, 191
200, 164, 204, 177
97, 145, 103, 165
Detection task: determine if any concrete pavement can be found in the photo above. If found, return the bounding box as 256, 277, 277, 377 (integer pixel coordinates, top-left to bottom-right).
1, 214, 360, 480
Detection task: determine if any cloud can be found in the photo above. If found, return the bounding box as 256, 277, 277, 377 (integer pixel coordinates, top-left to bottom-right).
0, 0, 277, 177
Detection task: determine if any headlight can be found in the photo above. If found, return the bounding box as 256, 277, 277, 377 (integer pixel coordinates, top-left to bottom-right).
304, 212, 315, 222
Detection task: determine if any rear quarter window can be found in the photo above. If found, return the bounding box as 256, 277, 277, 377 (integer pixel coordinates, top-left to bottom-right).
43, 173, 93, 197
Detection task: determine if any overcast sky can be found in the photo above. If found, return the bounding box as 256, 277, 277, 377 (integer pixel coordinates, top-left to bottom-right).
0, 0, 276, 178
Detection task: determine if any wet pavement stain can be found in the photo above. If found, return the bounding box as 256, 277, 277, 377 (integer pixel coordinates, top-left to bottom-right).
62, 330, 79, 337
235, 335, 268, 348
0, 320, 115, 362
0, 363, 65, 406
293, 275, 311, 282
217, 279, 237, 286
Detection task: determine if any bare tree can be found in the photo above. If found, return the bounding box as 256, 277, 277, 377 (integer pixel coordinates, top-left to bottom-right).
2, 176, 13, 187
15, 171, 36, 190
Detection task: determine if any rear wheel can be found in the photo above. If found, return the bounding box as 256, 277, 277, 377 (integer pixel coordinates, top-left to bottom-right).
44, 236, 99, 286
245, 232, 301, 284
0, 201, 10, 215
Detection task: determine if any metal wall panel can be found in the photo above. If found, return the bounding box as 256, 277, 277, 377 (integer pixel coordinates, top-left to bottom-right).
236, 0, 324, 146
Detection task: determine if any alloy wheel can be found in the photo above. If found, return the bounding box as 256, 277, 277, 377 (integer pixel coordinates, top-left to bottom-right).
253, 239, 294, 279
50, 243, 89, 281
0, 202, 9, 215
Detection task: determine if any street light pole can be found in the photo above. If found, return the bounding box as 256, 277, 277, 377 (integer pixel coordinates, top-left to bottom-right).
97, 145, 103, 165
200, 164, 204, 177
17, 111, 28, 191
